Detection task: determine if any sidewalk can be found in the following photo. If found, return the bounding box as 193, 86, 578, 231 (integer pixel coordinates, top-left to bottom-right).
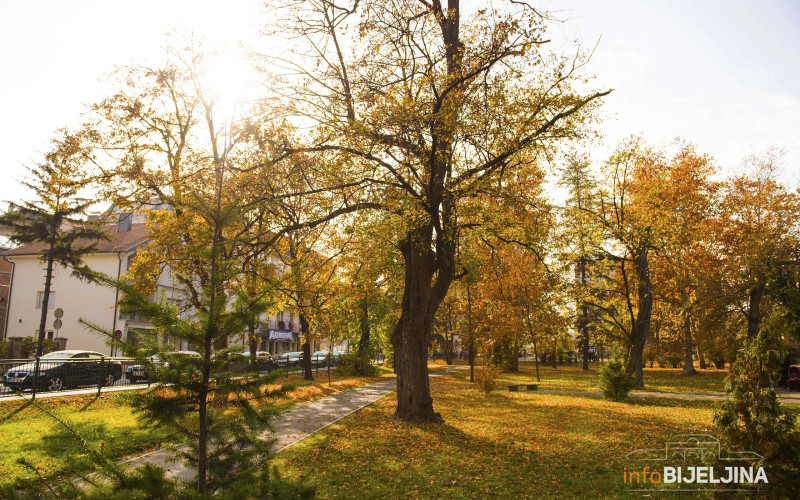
119, 367, 461, 481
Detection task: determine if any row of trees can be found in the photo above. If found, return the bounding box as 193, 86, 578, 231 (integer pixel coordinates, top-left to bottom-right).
431, 139, 799, 392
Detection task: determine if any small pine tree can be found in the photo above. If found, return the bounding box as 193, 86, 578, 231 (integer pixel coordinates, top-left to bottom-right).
0, 130, 107, 357
598, 355, 634, 401
714, 315, 800, 496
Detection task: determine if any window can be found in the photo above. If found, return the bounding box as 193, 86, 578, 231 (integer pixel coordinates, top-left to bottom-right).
36, 291, 55, 309
126, 253, 137, 271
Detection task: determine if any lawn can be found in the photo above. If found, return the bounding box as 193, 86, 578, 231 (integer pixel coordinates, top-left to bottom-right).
0, 362, 731, 493
273, 373, 720, 499
0, 367, 396, 486
475, 362, 729, 394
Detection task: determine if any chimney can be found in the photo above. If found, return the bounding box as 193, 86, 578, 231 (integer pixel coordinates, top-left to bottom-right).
118, 213, 132, 233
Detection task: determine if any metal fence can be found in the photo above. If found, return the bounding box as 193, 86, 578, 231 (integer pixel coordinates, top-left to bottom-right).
0, 357, 141, 399
0, 352, 379, 399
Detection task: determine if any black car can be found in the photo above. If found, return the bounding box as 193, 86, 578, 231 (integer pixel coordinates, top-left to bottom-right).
3, 350, 123, 392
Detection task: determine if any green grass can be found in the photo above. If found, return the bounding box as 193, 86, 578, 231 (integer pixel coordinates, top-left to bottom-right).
0, 368, 397, 486
273, 374, 720, 499
0, 392, 173, 485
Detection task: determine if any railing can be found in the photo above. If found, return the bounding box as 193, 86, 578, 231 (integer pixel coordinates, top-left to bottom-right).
0, 352, 371, 399
0, 357, 139, 400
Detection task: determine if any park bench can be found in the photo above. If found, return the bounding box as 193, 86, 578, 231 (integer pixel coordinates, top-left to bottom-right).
507, 384, 538, 392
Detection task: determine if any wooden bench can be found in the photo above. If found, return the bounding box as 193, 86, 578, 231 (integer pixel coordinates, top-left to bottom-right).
507, 384, 538, 392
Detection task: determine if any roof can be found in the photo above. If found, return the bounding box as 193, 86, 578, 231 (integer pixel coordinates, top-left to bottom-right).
3, 223, 148, 257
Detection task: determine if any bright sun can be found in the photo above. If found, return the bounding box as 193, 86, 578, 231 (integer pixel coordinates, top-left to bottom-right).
198, 47, 259, 123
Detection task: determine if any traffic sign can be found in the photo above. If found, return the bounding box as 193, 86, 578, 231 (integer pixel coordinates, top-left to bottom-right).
54, 308, 64, 319
53, 318, 62, 330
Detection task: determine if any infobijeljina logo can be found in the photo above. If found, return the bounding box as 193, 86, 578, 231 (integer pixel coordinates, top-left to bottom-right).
624, 434, 767, 493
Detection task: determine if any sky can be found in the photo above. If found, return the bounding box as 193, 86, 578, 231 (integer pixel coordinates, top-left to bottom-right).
1, 0, 798, 205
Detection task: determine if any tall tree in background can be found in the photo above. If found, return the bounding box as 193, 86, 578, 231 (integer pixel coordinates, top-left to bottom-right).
582, 140, 661, 388
0, 131, 108, 357
718, 150, 800, 343
648, 143, 719, 375
559, 155, 601, 370
274, 0, 609, 422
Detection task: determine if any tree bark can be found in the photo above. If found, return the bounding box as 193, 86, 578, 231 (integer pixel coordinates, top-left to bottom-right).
300, 314, 313, 381
626, 246, 652, 389
682, 313, 697, 375
357, 296, 370, 376
36, 256, 55, 358
578, 257, 590, 371
746, 286, 762, 340
248, 324, 258, 372
510, 341, 519, 372
466, 283, 475, 383
391, 230, 445, 423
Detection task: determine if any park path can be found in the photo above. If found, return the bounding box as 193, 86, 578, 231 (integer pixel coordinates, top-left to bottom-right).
118, 368, 460, 481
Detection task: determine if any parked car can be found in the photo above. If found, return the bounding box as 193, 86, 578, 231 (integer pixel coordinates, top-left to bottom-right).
274, 351, 303, 367
4, 350, 123, 392
234, 351, 274, 372
125, 351, 201, 383
125, 355, 161, 383
311, 351, 333, 366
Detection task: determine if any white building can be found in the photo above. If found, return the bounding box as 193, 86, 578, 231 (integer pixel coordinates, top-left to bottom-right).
4, 213, 306, 356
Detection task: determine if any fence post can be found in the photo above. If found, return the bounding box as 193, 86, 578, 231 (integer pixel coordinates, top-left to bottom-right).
98, 357, 105, 396
31, 357, 40, 401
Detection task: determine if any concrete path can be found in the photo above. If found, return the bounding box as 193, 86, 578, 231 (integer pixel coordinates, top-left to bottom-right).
118, 368, 459, 482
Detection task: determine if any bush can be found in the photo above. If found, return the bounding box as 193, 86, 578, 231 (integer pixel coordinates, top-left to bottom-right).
474, 363, 500, 395
0, 339, 7, 359
20, 337, 37, 358
598, 356, 634, 401
19, 337, 54, 358
336, 350, 380, 377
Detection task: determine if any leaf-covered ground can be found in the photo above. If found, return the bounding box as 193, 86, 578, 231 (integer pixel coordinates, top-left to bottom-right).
273, 374, 719, 499
464, 361, 729, 394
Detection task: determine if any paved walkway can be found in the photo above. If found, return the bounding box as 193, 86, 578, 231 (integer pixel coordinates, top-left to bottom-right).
118, 368, 459, 482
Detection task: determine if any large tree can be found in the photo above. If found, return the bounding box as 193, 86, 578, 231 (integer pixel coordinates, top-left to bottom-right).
273, 0, 609, 422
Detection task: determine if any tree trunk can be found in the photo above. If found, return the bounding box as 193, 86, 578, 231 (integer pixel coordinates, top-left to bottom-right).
510, 341, 519, 372
36, 256, 55, 358
626, 246, 652, 389
391, 231, 444, 423
698, 346, 707, 369
357, 296, 370, 376
300, 314, 313, 381
579, 257, 590, 371
198, 334, 212, 494
682, 313, 697, 375
467, 283, 475, 383
747, 286, 762, 340
248, 324, 258, 372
